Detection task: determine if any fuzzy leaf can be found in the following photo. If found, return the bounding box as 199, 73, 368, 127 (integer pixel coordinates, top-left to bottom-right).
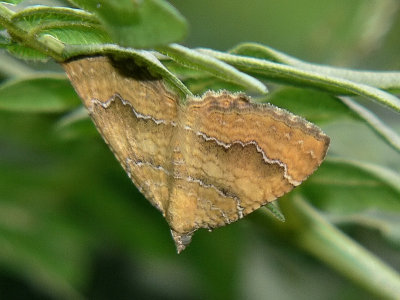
158, 58, 246, 94
158, 44, 267, 94
198, 48, 400, 114
230, 43, 400, 92
11, 6, 100, 31
10, 6, 110, 46
36, 23, 111, 45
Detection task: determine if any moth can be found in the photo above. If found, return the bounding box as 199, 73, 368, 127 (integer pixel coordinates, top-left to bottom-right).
63, 56, 329, 252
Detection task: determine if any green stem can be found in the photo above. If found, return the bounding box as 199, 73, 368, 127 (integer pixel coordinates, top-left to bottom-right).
277, 194, 400, 299
0, 3, 64, 61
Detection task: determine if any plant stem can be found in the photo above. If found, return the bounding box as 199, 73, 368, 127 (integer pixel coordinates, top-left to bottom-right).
0, 3, 64, 61
277, 194, 400, 299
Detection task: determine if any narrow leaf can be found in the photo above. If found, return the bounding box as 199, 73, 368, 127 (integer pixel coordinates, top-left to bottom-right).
231, 43, 400, 91
158, 58, 247, 94
304, 157, 400, 246
198, 48, 400, 113
157, 44, 267, 94
303, 157, 400, 214
326, 157, 400, 195
264, 202, 285, 222
339, 96, 400, 154
328, 210, 400, 246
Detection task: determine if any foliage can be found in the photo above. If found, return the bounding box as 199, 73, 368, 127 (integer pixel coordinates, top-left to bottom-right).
0, 0, 400, 299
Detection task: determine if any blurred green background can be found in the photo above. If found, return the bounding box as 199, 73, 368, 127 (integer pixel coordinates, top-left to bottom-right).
1, 0, 400, 299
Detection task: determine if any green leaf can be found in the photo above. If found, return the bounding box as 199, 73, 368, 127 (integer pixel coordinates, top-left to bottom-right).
157, 44, 267, 94
298, 155, 400, 246
0, 75, 81, 112
197, 48, 400, 114
10, 6, 110, 46
266, 87, 357, 124
0, 3, 65, 61
330, 157, 400, 195
230, 43, 400, 92
158, 58, 247, 94
6, 42, 49, 60
35, 23, 111, 45
302, 158, 400, 214
339, 97, 400, 154
158, 56, 209, 79
264, 202, 285, 222
67, 0, 187, 48
11, 6, 100, 31
328, 210, 400, 246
